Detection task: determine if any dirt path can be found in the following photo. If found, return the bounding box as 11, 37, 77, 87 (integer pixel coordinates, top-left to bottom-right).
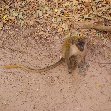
0, 26, 111, 111
0, 0, 111, 111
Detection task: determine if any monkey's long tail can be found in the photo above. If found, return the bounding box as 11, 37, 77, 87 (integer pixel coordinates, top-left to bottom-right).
36, 58, 65, 73
0, 65, 22, 69
0, 58, 65, 73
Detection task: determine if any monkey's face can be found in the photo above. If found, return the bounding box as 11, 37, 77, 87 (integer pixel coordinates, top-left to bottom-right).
76, 39, 85, 51
71, 36, 86, 52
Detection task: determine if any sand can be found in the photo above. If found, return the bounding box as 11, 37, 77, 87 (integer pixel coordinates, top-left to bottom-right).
0, 26, 111, 111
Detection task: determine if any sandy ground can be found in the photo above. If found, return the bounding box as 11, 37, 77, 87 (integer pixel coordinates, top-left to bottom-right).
0, 26, 111, 111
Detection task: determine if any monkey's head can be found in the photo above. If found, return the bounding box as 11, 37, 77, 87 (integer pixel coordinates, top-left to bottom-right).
71, 36, 86, 52
76, 38, 86, 51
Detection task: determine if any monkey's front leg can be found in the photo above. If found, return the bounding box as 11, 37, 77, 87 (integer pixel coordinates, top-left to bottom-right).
66, 58, 72, 74
67, 55, 78, 74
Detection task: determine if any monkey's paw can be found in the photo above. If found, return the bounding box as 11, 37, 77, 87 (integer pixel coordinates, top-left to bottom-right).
78, 62, 89, 76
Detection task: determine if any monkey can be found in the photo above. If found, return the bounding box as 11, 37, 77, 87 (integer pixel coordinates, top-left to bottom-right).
0, 36, 87, 73
64, 36, 87, 73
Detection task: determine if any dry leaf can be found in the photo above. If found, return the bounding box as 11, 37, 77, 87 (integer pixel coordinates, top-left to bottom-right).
0, 22, 3, 30
12, 11, 18, 17
58, 27, 63, 32
61, 23, 68, 30
18, 12, 24, 20
73, 0, 78, 6
36, 10, 43, 17
2, 15, 8, 20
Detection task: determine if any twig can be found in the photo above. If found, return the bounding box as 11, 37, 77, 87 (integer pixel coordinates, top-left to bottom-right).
89, 60, 111, 65
98, 62, 111, 64
81, 22, 111, 32
93, 13, 111, 21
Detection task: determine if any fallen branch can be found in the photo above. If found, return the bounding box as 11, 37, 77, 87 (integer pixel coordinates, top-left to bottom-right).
98, 62, 111, 64
80, 22, 111, 32
93, 13, 111, 21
